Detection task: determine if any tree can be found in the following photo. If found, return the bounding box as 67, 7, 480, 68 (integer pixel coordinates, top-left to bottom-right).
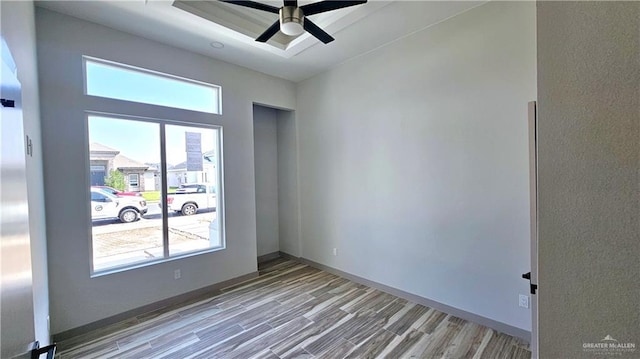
104, 170, 126, 191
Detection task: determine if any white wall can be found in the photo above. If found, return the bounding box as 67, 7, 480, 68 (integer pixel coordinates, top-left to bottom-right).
253, 105, 280, 257
295, 1, 535, 332
277, 110, 301, 257
1, 0, 50, 347
36, 8, 295, 334
536, 2, 640, 357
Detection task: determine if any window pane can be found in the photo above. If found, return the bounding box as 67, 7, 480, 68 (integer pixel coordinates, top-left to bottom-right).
129, 174, 139, 187
89, 116, 164, 272
165, 124, 223, 256
85, 58, 221, 114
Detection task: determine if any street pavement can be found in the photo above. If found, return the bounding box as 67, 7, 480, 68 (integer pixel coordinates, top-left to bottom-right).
91, 205, 221, 271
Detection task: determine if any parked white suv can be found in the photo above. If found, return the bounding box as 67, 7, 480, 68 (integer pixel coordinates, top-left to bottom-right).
91, 188, 148, 223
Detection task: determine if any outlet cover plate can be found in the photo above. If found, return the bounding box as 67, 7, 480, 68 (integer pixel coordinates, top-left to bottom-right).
519, 294, 529, 308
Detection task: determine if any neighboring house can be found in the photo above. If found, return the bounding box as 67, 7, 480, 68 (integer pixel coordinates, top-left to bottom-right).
167, 150, 217, 188
89, 143, 160, 192
89, 142, 119, 187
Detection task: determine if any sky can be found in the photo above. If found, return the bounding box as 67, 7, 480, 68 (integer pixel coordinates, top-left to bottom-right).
85, 59, 218, 166
86, 59, 219, 114
89, 117, 217, 166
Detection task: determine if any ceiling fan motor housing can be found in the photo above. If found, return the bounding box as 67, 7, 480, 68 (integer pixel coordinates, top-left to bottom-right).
220, 0, 367, 43
279, 6, 304, 36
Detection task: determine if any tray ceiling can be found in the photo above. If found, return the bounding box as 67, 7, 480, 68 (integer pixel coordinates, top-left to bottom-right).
36, 1, 484, 82
172, 0, 390, 56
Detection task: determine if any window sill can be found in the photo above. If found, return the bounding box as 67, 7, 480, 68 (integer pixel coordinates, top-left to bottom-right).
90, 245, 226, 278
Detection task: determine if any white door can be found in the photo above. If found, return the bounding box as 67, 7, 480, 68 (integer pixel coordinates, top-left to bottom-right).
526, 101, 539, 358
144, 172, 155, 191
1, 36, 36, 358
207, 185, 217, 209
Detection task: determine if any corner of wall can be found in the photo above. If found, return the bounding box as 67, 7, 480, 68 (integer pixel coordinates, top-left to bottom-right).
276, 109, 302, 257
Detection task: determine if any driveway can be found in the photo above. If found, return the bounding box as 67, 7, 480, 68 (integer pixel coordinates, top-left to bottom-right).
92, 208, 220, 271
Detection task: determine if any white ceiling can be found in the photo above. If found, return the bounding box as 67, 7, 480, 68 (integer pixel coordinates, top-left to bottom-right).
172, 0, 374, 51
36, 0, 484, 82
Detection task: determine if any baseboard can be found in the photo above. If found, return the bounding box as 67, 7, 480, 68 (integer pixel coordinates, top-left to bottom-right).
52, 271, 258, 342
257, 251, 281, 264
291, 255, 531, 342
54, 253, 530, 344
278, 251, 299, 261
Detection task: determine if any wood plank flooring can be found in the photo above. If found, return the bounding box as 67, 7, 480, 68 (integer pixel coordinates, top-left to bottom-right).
56, 258, 531, 359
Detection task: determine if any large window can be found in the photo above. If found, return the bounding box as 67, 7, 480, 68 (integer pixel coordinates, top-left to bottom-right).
84, 57, 224, 273
84, 57, 221, 114
88, 116, 224, 272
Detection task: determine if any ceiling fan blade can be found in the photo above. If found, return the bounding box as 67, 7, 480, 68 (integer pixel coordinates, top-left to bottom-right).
303, 19, 334, 44
300, 0, 367, 16
256, 20, 281, 42
283, 0, 297, 6
219, 0, 280, 14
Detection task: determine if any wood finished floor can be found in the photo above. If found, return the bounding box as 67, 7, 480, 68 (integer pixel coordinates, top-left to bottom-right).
56, 258, 531, 359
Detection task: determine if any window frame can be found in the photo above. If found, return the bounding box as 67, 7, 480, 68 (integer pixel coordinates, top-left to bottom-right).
87, 112, 226, 276
82, 56, 222, 115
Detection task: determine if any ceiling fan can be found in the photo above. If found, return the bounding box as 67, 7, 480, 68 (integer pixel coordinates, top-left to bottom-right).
219, 0, 368, 44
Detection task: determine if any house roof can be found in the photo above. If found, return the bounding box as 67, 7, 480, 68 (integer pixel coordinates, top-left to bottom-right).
90, 142, 120, 154
113, 154, 149, 170
90, 143, 151, 170
145, 163, 160, 172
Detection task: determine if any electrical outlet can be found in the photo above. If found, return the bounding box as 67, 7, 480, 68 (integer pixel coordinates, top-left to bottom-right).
332, 248, 337, 256
519, 294, 529, 309
174, 269, 181, 280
